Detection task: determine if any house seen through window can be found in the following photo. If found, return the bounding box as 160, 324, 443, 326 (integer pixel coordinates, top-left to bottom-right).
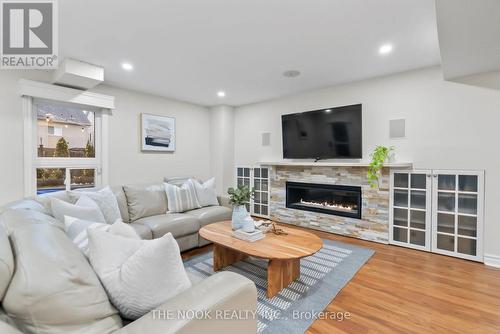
34, 99, 100, 195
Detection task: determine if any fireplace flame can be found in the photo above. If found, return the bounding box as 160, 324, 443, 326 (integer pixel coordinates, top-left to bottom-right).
299, 199, 357, 212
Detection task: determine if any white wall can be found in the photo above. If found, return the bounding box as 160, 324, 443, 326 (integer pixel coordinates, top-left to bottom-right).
92, 85, 211, 187
234, 66, 500, 259
0, 71, 211, 205
209, 105, 235, 195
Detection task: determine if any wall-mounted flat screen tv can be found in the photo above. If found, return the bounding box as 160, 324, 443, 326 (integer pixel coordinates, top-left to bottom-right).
282, 104, 362, 160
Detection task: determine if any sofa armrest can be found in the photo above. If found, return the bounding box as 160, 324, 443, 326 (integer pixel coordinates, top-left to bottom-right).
119, 272, 257, 334
217, 196, 232, 209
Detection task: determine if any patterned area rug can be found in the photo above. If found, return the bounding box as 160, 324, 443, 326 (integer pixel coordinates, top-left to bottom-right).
184, 239, 374, 333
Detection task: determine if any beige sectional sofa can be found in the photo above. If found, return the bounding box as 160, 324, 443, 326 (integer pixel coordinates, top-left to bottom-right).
0, 183, 257, 333
3, 182, 233, 252
117, 182, 232, 250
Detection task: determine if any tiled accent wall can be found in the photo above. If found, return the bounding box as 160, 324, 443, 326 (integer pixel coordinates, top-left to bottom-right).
269, 165, 391, 243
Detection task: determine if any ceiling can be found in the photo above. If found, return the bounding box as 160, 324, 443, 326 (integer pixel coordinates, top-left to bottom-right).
59, 0, 441, 106
436, 0, 500, 80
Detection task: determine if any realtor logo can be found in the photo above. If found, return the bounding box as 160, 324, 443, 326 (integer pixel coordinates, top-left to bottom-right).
1, 0, 58, 68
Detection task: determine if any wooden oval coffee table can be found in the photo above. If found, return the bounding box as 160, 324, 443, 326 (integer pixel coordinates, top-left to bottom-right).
199, 221, 323, 298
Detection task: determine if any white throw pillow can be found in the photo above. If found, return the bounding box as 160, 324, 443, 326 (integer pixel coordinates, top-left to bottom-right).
190, 178, 219, 207
69, 187, 122, 224
51, 196, 106, 223
64, 216, 139, 257
88, 230, 191, 320
164, 181, 201, 213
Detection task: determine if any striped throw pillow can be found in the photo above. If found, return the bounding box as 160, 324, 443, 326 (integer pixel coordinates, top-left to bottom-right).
164, 181, 201, 213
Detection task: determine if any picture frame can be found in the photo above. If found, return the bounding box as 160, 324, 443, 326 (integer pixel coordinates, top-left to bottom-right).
141, 113, 176, 152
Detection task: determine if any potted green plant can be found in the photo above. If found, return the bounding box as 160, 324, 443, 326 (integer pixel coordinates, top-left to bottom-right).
367, 146, 394, 188
227, 185, 255, 230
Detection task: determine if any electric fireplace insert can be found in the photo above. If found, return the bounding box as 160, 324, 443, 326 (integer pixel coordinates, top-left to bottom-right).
286, 181, 362, 219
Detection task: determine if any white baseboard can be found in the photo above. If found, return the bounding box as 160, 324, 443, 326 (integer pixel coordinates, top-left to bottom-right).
484, 254, 500, 268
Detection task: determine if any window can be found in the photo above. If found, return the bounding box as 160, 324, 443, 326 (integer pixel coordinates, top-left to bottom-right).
31, 99, 102, 195
47, 126, 63, 136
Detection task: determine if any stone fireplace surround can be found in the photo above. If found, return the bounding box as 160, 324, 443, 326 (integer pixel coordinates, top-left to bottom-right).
265, 162, 412, 244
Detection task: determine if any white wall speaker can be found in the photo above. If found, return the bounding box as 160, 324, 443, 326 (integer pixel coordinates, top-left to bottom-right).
262, 132, 271, 146
389, 119, 406, 139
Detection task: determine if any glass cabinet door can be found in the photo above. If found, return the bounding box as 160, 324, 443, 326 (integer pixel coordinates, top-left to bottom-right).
252, 167, 270, 218
432, 171, 483, 261
235, 166, 271, 218
390, 170, 432, 251
236, 167, 251, 212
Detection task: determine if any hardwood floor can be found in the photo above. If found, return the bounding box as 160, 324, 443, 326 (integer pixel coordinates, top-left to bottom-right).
182, 224, 500, 334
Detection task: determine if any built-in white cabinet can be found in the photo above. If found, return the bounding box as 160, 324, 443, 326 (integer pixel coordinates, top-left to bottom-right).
390, 170, 432, 251
390, 170, 484, 262
235, 166, 270, 218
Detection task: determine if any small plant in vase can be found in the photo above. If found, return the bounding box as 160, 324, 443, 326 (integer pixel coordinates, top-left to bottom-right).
227, 185, 255, 230
367, 146, 394, 189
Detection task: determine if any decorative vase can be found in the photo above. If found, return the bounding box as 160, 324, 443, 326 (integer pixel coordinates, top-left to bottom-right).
231, 204, 249, 230
242, 216, 256, 233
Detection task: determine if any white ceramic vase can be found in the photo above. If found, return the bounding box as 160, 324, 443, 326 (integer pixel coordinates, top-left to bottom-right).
231, 204, 249, 230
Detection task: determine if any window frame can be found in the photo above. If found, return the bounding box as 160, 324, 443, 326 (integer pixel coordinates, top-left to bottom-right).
22, 82, 112, 196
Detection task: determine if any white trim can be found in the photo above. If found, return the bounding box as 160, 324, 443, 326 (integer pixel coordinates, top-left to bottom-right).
19, 79, 115, 109
484, 254, 500, 268
101, 110, 110, 186
23, 97, 33, 196
24, 96, 110, 196
260, 160, 412, 168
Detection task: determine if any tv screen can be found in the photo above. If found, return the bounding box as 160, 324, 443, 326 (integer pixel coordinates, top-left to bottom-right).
282, 104, 362, 159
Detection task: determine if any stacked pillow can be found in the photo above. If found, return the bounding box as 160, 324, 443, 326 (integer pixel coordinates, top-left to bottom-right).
68, 186, 122, 224
51, 195, 106, 223
164, 177, 219, 213
88, 230, 191, 319
64, 216, 139, 257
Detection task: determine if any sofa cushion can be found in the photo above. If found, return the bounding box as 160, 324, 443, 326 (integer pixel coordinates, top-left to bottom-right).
65, 217, 140, 257
1, 222, 121, 334
129, 223, 152, 240
88, 230, 191, 320
190, 178, 219, 207
164, 181, 201, 213
134, 214, 199, 239
34, 191, 74, 216
0, 209, 64, 234
123, 184, 167, 222
68, 187, 122, 224
0, 224, 13, 301
0, 199, 48, 215
51, 196, 106, 223
110, 186, 130, 223
185, 206, 232, 227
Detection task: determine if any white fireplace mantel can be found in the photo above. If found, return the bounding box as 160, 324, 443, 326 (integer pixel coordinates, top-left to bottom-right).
260, 160, 413, 168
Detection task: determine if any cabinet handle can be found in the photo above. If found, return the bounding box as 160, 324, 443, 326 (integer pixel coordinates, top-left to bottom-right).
426, 174, 431, 177
433, 174, 438, 178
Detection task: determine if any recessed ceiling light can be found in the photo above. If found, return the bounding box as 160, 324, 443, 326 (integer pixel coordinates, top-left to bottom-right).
121, 62, 133, 71
325, 109, 332, 113
378, 44, 393, 55
283, 70, 301, 78
217, 91, 226, 98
